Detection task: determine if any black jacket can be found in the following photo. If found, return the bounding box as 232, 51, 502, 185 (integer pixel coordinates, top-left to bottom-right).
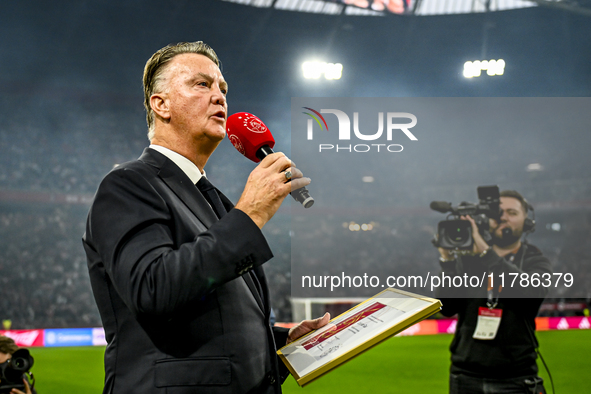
437, 243, 552, 378
83, 148, 289, 393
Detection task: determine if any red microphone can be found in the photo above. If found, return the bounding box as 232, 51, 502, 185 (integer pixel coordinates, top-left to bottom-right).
226, 112, 314, 208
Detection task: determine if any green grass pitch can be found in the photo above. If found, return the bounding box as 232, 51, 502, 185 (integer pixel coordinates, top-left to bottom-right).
29, 330, 590, 393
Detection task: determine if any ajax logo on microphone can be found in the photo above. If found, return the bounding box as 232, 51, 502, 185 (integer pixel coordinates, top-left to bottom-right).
228, 134, 246, 155
226, 113, 271, 157
302, 107, 418, 153
239, 113, 268, 133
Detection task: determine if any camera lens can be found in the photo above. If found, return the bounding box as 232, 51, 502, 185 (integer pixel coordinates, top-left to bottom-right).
9, 349, 33, 372
450, 224, 469, 242
437, 220, 472, 249
13, 358, 25, 368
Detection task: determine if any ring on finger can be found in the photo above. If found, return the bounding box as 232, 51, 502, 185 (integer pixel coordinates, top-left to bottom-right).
284, 170, 292, 181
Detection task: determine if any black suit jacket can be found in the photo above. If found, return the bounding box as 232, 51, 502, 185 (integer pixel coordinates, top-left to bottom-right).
83, 148, 289, 393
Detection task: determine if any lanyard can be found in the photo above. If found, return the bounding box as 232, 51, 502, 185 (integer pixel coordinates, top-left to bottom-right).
486, 252, 517, 309
486, 278, 498, 309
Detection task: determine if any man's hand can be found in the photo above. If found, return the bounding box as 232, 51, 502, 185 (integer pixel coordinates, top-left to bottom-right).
461, 215, 489, 255
10, 379, 32, 394
287, 312, 331, 345
235, 152, 310, 229
438, 247, 454, 261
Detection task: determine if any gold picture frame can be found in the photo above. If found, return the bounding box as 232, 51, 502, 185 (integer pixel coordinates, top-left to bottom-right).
277, 288, 442, 386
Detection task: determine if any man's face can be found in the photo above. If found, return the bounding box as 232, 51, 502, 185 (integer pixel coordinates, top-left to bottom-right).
490, 196, 527, 246
0, 351, 10, 363
161, 53, 228, 144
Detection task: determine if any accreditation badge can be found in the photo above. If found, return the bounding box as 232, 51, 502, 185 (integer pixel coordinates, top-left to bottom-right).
472, 307, 503, 340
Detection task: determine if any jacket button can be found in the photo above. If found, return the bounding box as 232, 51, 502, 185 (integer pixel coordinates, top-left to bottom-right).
268, 373, 276, 385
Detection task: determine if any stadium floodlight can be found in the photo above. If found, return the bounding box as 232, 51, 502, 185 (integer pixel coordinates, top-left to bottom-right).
348, 222, 361, 231
346, 221, 375, 232
324, 63, 343, 80
361, 223, 374, 231
302, 61, 323, 79
302, 61, 343, 80
526, 163, 543, 172
463, 59, 505, 78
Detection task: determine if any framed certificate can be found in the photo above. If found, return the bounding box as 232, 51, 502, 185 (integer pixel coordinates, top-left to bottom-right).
277, 288, 442, 386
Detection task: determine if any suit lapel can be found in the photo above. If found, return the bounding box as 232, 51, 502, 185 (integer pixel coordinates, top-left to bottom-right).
139, 148, 218, 228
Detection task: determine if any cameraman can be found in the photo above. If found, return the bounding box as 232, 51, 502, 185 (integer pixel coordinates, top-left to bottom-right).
436, 190, 552, 394
0, 336, 34, 394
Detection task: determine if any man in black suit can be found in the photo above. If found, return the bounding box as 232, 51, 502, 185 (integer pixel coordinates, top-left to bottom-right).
83, 41, 329, 394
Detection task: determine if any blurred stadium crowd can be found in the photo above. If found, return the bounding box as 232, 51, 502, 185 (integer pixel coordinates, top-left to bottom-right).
1, 98, 591, 329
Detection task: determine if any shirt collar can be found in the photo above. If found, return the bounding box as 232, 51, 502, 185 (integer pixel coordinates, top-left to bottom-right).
149, 144, 205, 184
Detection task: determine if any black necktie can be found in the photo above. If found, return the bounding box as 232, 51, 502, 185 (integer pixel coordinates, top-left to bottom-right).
196, 177, 227, 219
197, 177, 265, 309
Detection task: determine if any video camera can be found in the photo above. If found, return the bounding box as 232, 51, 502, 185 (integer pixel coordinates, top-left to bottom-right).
430, 185, 501, 250
0, 348, 34, 394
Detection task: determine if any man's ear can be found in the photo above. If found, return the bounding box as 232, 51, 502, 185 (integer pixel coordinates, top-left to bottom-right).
150, 93, 171, 121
